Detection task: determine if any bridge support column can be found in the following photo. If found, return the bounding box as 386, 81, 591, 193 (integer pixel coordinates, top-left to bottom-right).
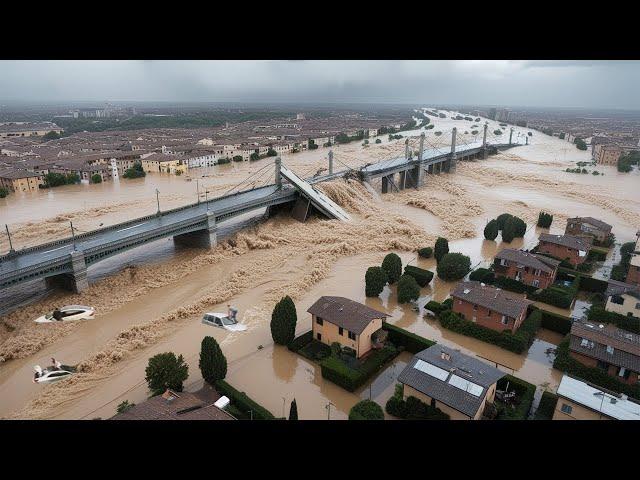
509, 128, 514, 145
526, 136, 529, 145
398, 171, 406, 190
482, 123, 488, 159
45, 250, 88, 293
404, 139, 409, 160
381, 175, 390, 193
173, 211, 217, 249
328, 150, 333, 175
416, 133, 425, 187
275, 156, 282, 188
450, 127, 457, 173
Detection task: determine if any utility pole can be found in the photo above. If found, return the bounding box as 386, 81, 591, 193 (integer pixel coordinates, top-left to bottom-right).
205, 190, 209, 211
196, 179, 200, 204
404, 138, 409, 160
328, 149, 334, 175
281, 396, 286, 419
155, 188, 160, 216
509, 128, 514, 145
5, 224, 14, 253
275, 157, 282, 188
325, 401, 335, 420
482, 123, 489, 159
70, 221, 77, 251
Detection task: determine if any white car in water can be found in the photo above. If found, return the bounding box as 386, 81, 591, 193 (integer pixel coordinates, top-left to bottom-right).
33, 364, 75, 384
34, 305, 95, 324
202, 312, 247, 332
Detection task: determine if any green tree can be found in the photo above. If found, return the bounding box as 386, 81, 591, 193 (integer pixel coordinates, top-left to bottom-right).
43, 130, 61, 140
418, 247, 433, 258
233, 155, 244, 162
502, 215, 526, 242
537, 211, 553, 228
199, 336, 227, 385
365, 266, 388, 297
381, 253, 402, 284
267, 148, 277, 156
116, 400, 135, 414
145, 352, 189, 396
270, 295, 297, 345
91, 173, 102, 184
436, 253, 471, 281
123, 162, 146, 179
375, 138, 382, 144
574, 138, 587, 150
398, 274, 420, 304
349, 400, 384, 420
484, 219, 499, 240
249, 152, 260, 161
289, 399, 298, 420
434, 237, 449, 263
496, 213, 513, 230
0, 186, 9, 198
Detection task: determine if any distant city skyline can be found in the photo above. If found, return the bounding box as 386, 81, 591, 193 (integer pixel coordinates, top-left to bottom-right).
1, 60, 639, 109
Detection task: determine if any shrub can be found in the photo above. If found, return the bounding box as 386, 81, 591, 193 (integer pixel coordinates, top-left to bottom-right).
493, 275, 535, 294
233, 155, 244, 162
145, 352, 189, 396
217, 157, 231, 164
287, 331, 313, 352
579, 276, 608, 293
418, 247, 433, 258
398, 274, 420, 304
496, 213, 513, 230
469, 268, 494, 283
383, 323, 436, 353
365, 266, 387, 297
288, 399, 298, 420
386, 384, 449, 420
270, 296, 297, 345
116, 400, 135, 414
349, 400, 384, 420
484, 219, 499, 241
249, 152, 260, 161
381, 253, 402, 284
215, 380, 276, 419
502, 215, 526, 243
404, 265, 434, 287
436, 253, 471, 281
586, 306, 640, 334
91, 173, 102, 184
537, 211, 553, 228
375, 138, 382, 144
495, 375, 536, 420
320, 345, 399, 391
123, 162, 146, 179
434, 237, 449, 263
528, 287, 573, 309
534, 391, 558, 420
199, 336, 227, 385
0, 187, 9, 198
538, 308, 573, 335
425, 300, 446, 315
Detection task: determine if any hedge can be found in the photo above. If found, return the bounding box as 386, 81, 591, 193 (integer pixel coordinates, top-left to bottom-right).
587, 249, 607, 262
215, 380, 276, 420
553, 337, 640, 399
528, 275, 580, 309
495, 375, 536, 420
383, 323, 436, 353
493, 275, 536, 294
287, 330, 313, 352
404, 265, 434, 287
385, 384, 449, 420
534, 391, 558, 420
586, 306, 640, 334
537, 308, 573, 335
469, 268, 494, 283
320, 345, 401, 392
425, 300, 447, 315
418, 247, 433, 258
579, 276, 608, 294
438, 309, 540, 354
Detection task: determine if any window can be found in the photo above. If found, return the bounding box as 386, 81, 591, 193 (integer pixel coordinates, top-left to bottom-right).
500, 258, 507, 266
339, 327, 344, 336
316, 333, 322, 341
560, 403, 572, 415
532, 279, 539, 287
348, 331, 356, 341
501, 316, 508, 325
606, 345, 614, 355
618, 367, 631, 380
473, 304, 477, 311
610, 295, 624, 305
316, 317, 323, 326
597, 360, 609, 371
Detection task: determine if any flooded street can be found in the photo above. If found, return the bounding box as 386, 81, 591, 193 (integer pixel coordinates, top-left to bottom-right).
2, 110, 639, 419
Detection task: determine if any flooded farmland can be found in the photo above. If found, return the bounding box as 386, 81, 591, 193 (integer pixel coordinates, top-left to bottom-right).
2, 110, 639, 420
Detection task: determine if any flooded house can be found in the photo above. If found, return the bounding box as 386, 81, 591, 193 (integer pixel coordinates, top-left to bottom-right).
307, 296, 389, 359
604, 280, 640, 318
451, 281, 532, 332
568, 320, 640, 385
397, 345, 506, 420
627, 251, 640, 286
565, 216, 613, 244
111, 386, 236, 420
537, 233, 592, 267
553, 374, 640, 420
494, 248, 561, 289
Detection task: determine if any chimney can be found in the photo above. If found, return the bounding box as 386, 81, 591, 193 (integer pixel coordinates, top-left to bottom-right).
441, 351, 451, 362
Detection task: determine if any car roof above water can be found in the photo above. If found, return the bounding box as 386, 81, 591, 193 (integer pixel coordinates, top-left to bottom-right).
205, 312, 228, 317
61, 305, 93, 310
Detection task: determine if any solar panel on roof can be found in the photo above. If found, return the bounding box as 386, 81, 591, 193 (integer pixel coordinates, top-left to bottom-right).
414, 359, 449, 381
448, 374, 484, 397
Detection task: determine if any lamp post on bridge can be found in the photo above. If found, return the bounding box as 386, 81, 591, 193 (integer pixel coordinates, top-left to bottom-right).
155, 188, 161, 216
5, 224, 14, 253
70, 221, 77, 251
196, 179, 200, 204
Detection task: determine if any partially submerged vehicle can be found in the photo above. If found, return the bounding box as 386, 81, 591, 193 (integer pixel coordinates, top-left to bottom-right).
201, 312, 247, 332
33, 364, 76, 384
34, 305, 95, 324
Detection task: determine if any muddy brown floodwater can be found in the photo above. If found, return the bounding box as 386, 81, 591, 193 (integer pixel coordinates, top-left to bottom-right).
1, 110, 639, 419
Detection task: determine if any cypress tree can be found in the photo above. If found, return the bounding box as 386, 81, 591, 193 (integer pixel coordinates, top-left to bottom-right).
289, 399, 298, 420
145, 352, 189, 396
270, 295, 297, 345
484, 219, 499, 240
365, 266, 388, 297
434, 237, 449, 263
496, 213, 513, 231
398, 274, 420, 304
199, 336, 227, 385
381, 253, 402, 284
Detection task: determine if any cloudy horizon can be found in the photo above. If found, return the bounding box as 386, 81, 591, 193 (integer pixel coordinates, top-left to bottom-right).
1, 60, 639, 109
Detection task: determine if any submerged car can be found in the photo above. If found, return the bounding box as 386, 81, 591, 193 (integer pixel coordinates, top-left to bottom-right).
34, 305, 95, 324
33, 364, 76, 384
202, 312, 247, 332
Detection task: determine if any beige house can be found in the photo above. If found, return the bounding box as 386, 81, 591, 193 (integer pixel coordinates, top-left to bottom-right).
307, 296, 388, 359
141, 153, 188, 175
397, 345, 505, 420
605, 280, 640, 318
0, 122, 63, 139
552, 374, 640, 420
0, 168, 44, 192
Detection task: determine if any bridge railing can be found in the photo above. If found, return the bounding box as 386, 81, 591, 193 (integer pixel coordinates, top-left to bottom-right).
1, 255, 73, 284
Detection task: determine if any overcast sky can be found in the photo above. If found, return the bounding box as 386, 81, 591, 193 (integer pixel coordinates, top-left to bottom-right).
1, 60, 639, 109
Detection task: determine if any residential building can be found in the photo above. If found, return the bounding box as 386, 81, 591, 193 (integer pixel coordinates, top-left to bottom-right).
568, 320, 640, 385
604, 280, 640, 318
594, 144, 623, 166
565, 217, 613, 244
111, 386, 235, 420
0, 122, 63, 139
627, 236, 640, 286
537, 233, 592, 266
307, 296, 389, 359
451, 281, 532, 332
493, 248, 560, 289
397, 345, 505, 420
0, 168, 44, 192
141, 153, 188, 175
368, 128, 378, 137
553, 374, 640, 420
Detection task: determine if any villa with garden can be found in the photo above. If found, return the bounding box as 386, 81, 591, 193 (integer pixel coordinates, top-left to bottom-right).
494, 248, 561, 289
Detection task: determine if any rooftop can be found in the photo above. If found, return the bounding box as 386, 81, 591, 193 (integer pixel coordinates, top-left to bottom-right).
495, 248, 561, 273
539, 233, 592, 251
397, 345, 506, 417
306, 296, 388, 335
570, 320, 640, 371
451, 280, 532, 319
605, 279, 640, 299
567, 216, 612, 232
556, 374, 640, 420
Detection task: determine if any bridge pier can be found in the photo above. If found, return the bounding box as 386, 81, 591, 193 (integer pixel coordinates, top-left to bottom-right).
482, 123, 488, 159
398, 171, 407, 190
173, 211, 217, 249
45, 250, 88, 293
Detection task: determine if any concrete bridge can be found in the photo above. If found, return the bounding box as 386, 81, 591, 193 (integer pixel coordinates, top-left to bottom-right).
0, 126, 523, 293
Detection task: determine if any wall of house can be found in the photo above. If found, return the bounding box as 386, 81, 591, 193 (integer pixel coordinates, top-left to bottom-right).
570, 349, 639, 385
538, 241, 587, 266
565, 222, 609, 243
494, 260, 555, 288
0, 175, 43, 192
403, 384, 481, 420
311, 314, 363, 357
452, 297, 525, 332
606, 294, 640, 318
626, 263, 640, 286
552, 397, 609, 420
357, 318, 383, 358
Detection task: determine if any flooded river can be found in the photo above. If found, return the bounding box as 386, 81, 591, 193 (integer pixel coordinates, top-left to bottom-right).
1, 110, 639, 419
